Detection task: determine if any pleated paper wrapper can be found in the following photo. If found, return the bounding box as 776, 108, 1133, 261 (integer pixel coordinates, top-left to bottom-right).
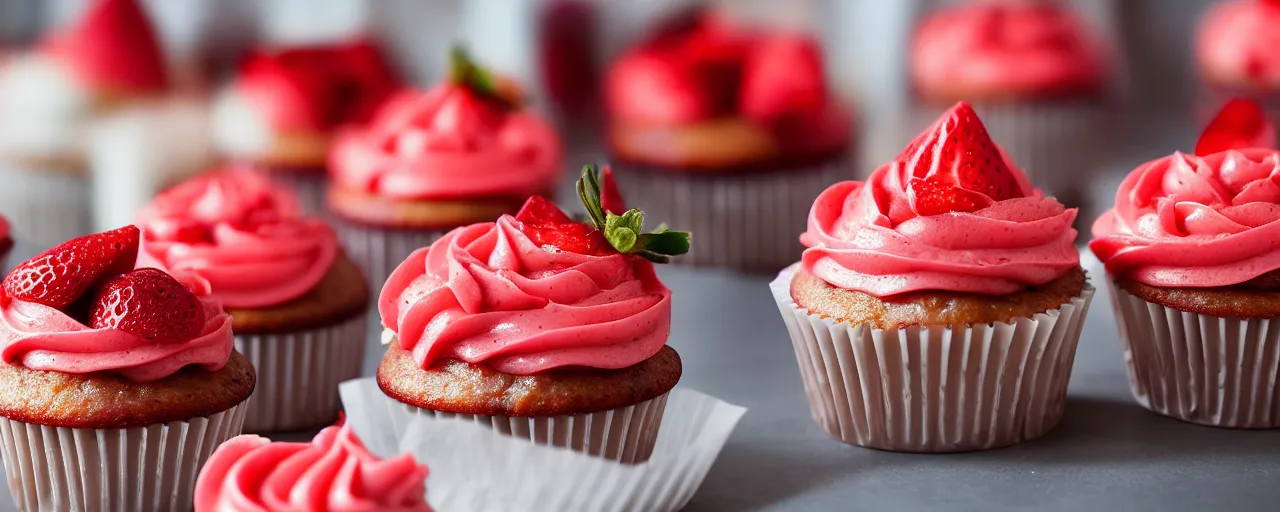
770, 265, 1095, 453
610, 156, 854, 273
235, 313, 367, 433
0, 166, 89, 254
1107, 281, 1280, 429
0, 402, 246, 512
333, 221, 444, 290
908, 99, 1114, 227
340, 378, 746, 512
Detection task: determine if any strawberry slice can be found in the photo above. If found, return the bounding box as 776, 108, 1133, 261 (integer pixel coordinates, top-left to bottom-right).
897, 102, 1024, 215
514, 196, 612, 256
1195, 98, 1277, 156
600, 167, 626, 215
89, 268, 204, 342
739, 35, 828, 122
3, 226, 140, 309
515, 195, 574, 225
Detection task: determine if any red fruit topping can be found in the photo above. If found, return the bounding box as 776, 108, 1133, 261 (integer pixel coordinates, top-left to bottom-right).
53, 0, 168, 92
599, 167, 626, 215
740, 35, 828, 122
89, 268, 203, 342
538, 0, 597, 117
606, 49, 719, 125
515, 196, 612, 256
1195, 99, 1277, 156
897, 102, 1025, 216
3, 226, 140, 309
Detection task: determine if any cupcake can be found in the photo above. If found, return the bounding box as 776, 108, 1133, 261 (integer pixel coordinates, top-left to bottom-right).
1196, 0, 1280, 123
376, 166, 689, 463
137, 169, 367, 433
909, 0, 1112, 226
771, 102, 1094, 453
328, 47, 562, 287
605, 9, 854, 271
0, 0, 169, 250
1091, 99, 1280, 429
0, 226, 253, 511
194, 421, 431, 511
212, 38, 401, 213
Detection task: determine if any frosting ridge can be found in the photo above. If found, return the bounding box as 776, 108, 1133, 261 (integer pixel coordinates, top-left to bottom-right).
137, 169, 338, 309
378, 216, 671, 374
1091, 148, 1280, 287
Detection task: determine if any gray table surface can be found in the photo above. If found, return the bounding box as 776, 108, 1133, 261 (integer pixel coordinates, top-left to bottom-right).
4, 122, 1279, 512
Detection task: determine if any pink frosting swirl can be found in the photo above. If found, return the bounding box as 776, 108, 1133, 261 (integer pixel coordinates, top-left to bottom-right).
800, 160, 1079, 297
329, 85, 562, 200
1197, 0, 1280, 89
379, 216, 671, 374
911, 3, 1108, 98
194, 423, 431, 512
0, 271, 233, 382
1091, 149, 1280, 287
137, 170, 338, 309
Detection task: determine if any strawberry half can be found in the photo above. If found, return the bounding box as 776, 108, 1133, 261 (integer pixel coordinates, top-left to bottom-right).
1195, 98, 1277, 156
739, 35, 827, 122
897, 102, 1024, 216
2, 226, 140, 309
515, 196, 612, 256
89, 268, 204, 342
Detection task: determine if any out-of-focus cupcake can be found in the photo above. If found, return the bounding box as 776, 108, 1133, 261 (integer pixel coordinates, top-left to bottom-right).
0, 215, 11, 271
195, 421, 431, 511
771, 102, 1094, 453
0, 226, 254, 511
1196, 0, 1280, 123
1091, 99, 1280, 429
328, 47, 563, 287
137, 169, 367, 433
0, 0, 170, 251
377, 166, 688, 463
605, 9, 854, 272
909, 0, 1112, 226
212, 38, 401, 213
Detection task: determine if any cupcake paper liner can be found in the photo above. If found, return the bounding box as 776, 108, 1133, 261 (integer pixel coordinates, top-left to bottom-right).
234, 313, 368, 433
0, 166, 89, 254
0, 402, 246, 512
333, 221, 444, 291
770, 265, 1095, 453
340, 378, 746, 512
610, 157, 853, 273
909, 100, 1114, 225
1108, 281, 1280, 429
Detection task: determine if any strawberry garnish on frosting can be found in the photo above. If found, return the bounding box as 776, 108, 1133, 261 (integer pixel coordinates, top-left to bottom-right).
46, 0, 168, 93
516, 166, 691, 263
1195, 98, 1278, 156
89, 268, 204, 343
897, 102, 1025, 217
740, 35, 828, 122
2, 226, 140, 309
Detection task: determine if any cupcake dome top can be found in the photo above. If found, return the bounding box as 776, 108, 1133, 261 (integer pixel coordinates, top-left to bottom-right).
328, 47, 562, 202
800, 102, 1079, 297
1197, 0, 1280, 90
1091, 99, 1280, 288
379, 166, 690, 374
910, 1, 1108, 101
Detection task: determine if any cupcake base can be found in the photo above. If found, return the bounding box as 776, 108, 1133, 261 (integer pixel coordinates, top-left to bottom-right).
0, 166, 89, 253
1109, 281, 1280, 429
0, 403, 246, 512
234, 314, 367, 433
610, 157, 852, 273
771, 265, 1095, 453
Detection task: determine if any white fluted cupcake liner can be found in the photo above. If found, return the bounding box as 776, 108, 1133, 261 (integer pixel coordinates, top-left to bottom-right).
393, 393, 669, 464
1107, 281, 1280, 429
0, 166, 89, 254
234, 313, 367, 433
333, 221, 444, 291
0, 402, 246, 512
908, 100, 1114, 224
770, 265, 1095, 453
340, 378, 746, 512
610, 156, 853, 273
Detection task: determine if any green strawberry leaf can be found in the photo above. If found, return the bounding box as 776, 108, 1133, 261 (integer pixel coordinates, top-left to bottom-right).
575, 165, 692, 263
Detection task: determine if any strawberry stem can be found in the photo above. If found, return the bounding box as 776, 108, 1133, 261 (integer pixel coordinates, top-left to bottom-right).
576, 165, 691, 263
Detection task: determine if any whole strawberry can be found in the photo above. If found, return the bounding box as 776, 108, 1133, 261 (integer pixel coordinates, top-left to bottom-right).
89, 268, 204, 342
896, 102, 1026, 218
1195, 98, 1277, 156
2, 226, 140, 309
